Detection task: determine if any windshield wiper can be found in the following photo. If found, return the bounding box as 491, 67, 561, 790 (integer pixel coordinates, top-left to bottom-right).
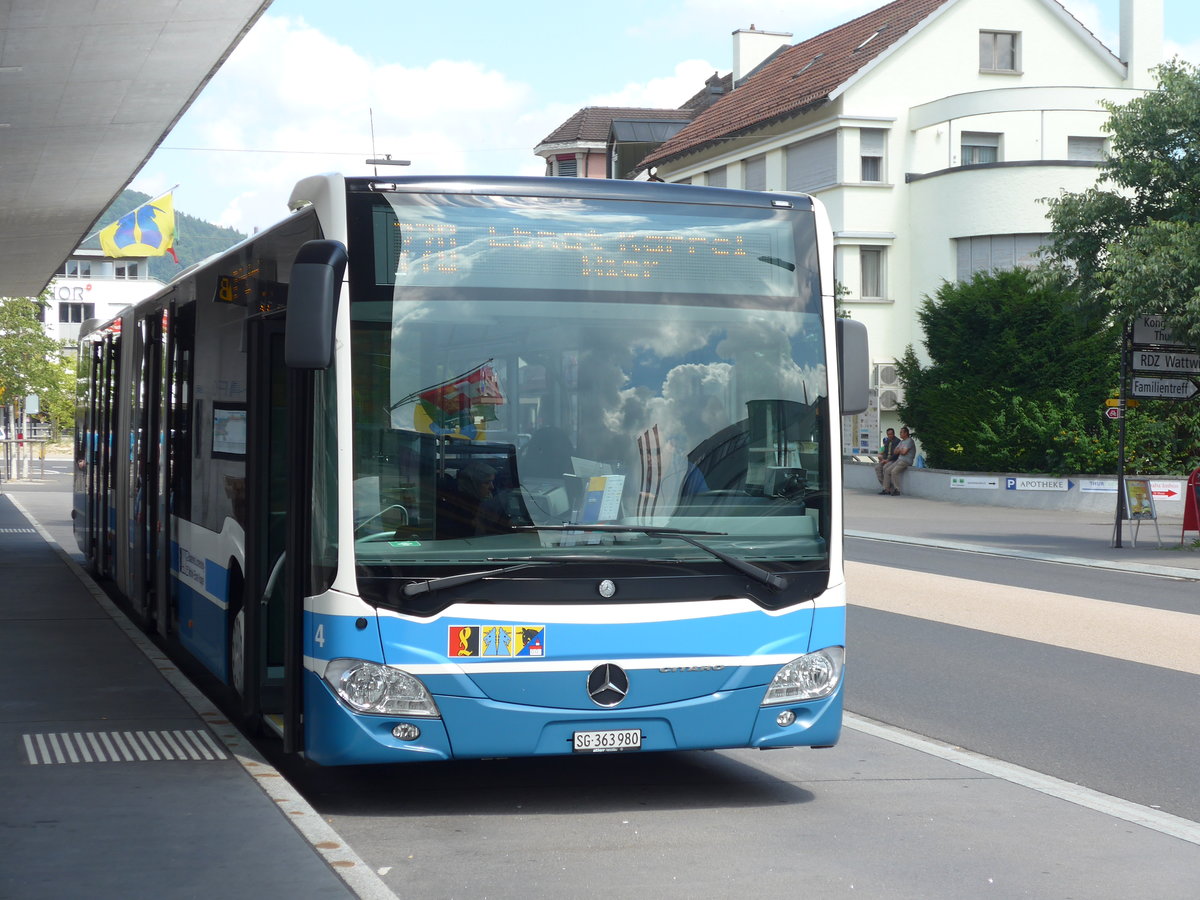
511, 525, 787, 591
402, 561, 544, 597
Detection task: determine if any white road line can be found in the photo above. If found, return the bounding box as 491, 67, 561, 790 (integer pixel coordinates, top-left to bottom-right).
847, 713, 1200, 846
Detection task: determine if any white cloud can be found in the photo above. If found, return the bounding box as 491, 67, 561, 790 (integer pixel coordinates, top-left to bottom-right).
628, 0, 881, 43
133, 14, 538, 233
590, 59, 722, 108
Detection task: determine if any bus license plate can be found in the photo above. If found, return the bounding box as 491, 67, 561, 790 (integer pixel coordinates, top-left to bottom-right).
573, 728, 642, 752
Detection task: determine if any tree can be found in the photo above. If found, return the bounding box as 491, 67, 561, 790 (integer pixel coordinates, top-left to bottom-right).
0, 292, 74, 437
895, 269, 1121, 474
1045, 59, 1200, 347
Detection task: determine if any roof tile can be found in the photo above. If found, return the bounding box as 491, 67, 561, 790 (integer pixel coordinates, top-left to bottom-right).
643, 0, 954, 168
539, 106, 695, 145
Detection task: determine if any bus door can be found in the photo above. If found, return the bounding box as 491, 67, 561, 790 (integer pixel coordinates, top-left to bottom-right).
96, 330, 120, 578
78, 340, 104, 565
243, 317, 290, 736
126, 310, 163, 625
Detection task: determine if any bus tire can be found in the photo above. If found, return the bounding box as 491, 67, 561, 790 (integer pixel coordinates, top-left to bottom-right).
227, 564, 245, 698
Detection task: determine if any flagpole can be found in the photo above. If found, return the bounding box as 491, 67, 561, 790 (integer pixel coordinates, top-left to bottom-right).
82, 184, 180, 244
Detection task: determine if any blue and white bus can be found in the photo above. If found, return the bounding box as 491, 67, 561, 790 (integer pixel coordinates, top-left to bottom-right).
74, 174, 868, 765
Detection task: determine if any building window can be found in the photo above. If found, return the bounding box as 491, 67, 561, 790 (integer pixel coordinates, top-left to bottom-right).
743, 155, 766, 192
706, 166, 727, 188
1067, 136, 1106, 162
57, 260, 92, 278
115, 261, 139, 279
860, 247, 885, 299
785, 131, 837, 192
961, 131, 1000, 165
860, 128, 886, 182
552, 154, 578, 177
955, 234, 1048, 281
59, 302, 95, 323
980, 31, 1018, 72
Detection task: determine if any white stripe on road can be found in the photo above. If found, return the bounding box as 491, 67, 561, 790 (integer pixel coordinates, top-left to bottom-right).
847, 713, 1200, 846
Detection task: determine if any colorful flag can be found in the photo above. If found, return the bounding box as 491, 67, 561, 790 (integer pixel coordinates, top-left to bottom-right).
98, 193, 178, 262
417, 362, 505, 416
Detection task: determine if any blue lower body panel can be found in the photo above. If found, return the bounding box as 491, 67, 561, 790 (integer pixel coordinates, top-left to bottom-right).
302, 668, 843, 766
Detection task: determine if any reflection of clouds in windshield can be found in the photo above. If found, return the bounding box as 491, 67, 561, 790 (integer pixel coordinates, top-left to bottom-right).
593, 315, 826, 461
715, 316, 827, 408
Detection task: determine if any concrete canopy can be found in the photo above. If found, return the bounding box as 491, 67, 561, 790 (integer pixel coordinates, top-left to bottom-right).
0, 0, 272, 299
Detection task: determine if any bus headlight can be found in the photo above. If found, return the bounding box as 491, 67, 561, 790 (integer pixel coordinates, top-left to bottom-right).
323, 659, 441, 717
761, 647, 844, 705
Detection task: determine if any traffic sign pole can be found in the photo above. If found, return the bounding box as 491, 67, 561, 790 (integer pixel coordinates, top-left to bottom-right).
1114, 321, 1129, 548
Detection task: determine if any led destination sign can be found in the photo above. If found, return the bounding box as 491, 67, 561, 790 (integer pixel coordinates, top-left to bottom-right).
370, 197, 809, 298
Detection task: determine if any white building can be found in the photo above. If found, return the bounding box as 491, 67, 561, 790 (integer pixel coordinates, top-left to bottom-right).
43, 249, 161, 344
636, 0, 1162, 450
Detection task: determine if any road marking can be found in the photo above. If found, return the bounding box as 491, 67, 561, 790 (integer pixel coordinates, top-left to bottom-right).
23, 729, 227, 764
847, 561, 1200, 675
847, 713, 1200, 846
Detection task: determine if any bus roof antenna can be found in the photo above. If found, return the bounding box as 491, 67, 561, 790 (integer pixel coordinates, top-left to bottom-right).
366, 108, 411, 175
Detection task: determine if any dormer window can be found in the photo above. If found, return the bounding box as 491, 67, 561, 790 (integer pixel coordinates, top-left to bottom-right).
980, 30, 1019, 73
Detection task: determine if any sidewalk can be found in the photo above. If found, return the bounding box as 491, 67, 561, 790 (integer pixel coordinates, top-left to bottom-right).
0, 467, 383, 900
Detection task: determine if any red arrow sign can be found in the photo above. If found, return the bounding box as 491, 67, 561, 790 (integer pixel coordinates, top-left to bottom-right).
1105, 407, 1122, 419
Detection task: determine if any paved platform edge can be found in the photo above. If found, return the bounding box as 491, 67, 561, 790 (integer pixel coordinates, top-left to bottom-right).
6, 495, 396, 900
845, 714, 1200, 847
847, 529, 1200, 581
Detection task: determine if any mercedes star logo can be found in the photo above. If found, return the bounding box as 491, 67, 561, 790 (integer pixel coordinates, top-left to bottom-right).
586, 664, 630, 708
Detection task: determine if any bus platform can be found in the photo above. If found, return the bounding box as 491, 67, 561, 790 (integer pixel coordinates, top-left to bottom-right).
0, 476, 387, 899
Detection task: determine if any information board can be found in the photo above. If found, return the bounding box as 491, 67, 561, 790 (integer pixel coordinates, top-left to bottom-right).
1123, 477, 1156, 520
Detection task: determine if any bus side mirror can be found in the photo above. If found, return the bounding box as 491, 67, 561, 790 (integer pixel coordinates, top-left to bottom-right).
836, 318, 869, 415
285, 240, 348, 369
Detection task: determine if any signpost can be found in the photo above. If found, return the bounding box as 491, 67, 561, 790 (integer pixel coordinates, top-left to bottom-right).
1115, 315, 1200, 547
1129, 377, 1199, 399
1132, 315, 1191, 348
1130, 349, 1200, 374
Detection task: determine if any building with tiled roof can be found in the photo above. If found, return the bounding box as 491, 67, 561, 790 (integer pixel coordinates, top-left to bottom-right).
534, 107, 695, 178
533, 28, 789, 179
623, 0, 1161, 447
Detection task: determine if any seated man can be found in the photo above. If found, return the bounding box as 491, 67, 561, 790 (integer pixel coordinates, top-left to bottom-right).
881, 427, 915, 495
438, 460, 511, 538
875, 427, 899, 493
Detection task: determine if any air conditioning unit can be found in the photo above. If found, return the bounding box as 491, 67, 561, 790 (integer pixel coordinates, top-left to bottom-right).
878, 387, 905, 411
874, 362, 901, 388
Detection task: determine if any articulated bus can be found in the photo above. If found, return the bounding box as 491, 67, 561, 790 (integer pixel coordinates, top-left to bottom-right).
74, 174, 869, 765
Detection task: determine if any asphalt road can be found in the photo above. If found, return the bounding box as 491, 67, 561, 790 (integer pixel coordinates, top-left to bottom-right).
845, 539, 1200, 822
9, 473, 1199, 899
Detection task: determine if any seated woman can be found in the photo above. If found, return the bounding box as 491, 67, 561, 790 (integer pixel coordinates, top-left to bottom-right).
437, 460, 512, 539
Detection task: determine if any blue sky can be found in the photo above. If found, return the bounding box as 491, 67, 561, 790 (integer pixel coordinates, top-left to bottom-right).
130, 0, 1200, 235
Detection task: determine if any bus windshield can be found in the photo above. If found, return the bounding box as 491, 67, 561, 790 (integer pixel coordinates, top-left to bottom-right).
348, 188, 830, 590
